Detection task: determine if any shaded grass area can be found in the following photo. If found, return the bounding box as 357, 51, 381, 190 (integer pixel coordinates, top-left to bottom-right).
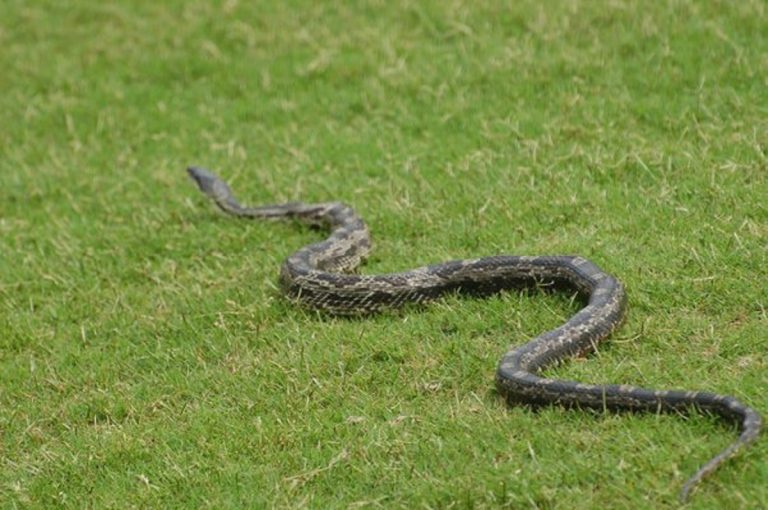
1, 0, 766, 508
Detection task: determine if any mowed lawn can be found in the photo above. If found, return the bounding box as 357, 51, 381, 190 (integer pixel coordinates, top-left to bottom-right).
1, 1, 766, 508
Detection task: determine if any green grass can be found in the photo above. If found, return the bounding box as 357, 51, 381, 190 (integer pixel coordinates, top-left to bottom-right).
1, 0, 766, 508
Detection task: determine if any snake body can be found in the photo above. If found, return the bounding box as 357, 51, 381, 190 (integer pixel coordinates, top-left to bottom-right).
188, 166, 761, 501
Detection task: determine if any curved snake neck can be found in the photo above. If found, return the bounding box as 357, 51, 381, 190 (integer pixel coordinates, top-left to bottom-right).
187, 166, 761, 501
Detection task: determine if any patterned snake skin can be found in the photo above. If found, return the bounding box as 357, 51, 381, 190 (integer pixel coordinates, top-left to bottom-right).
187, 166, 761, 501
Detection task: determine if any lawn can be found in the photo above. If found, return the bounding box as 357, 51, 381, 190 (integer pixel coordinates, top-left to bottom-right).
1, 0, 766, 508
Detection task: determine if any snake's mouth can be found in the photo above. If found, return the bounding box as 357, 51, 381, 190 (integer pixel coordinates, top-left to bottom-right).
187, 166, 218, 193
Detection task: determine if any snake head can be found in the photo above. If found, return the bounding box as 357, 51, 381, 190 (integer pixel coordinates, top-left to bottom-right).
187, 167, 219, 193
187, 166, 232, 202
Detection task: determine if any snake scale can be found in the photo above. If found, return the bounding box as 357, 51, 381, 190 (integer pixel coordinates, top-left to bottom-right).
187, 166, 761, 501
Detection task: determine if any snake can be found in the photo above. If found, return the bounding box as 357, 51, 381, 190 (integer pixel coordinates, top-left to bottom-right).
187, 166, 761, 501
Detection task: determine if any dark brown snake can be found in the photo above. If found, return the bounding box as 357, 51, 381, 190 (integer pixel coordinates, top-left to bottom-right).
187, 166, 761, 501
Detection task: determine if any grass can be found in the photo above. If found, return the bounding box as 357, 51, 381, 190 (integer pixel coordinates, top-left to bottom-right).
1, 0, 766, 508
